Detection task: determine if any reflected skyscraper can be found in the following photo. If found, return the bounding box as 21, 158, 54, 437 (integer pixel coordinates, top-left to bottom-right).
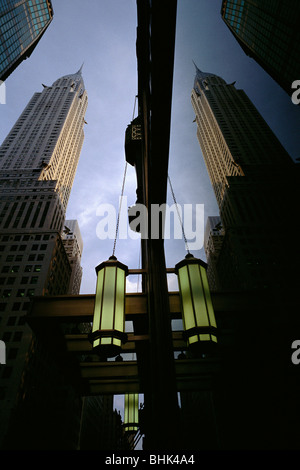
192, 64, 300, 291
221, 0, 300, 96
0, 0, 54, 81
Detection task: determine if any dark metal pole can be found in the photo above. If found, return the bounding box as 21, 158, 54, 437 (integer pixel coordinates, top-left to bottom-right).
136, 0, 180, 450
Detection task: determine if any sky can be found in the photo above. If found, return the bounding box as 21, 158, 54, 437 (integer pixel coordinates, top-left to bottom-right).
1, 0, 300, 425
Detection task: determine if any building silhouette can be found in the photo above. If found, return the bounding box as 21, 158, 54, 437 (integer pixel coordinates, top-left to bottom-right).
191, 63, 300, 291
0, 0, 54, 82
0, 67, 88, 449
174, 64, 300, 450
220, 0, 300, 96
79, 396, 129, 450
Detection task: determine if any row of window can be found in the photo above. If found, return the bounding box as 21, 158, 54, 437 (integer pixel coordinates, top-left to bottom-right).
1, 264, 42, 274
0, 243, 48, 253
0, 254, 45, 264
0, 302, 29, 312
2, 330, 23, 342
1, 288, 35, 298
0, 233, 51, 241
0, 274, 40, 285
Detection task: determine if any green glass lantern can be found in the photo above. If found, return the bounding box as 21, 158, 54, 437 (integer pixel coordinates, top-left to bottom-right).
175, 253, 217, 352
90, 255, 128, 357
124, 393, 139, 433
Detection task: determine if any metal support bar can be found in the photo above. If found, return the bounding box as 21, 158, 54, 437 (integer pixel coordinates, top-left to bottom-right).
78, 358, 220, 395
27, 291, 182, 325
65, 331, 186, 354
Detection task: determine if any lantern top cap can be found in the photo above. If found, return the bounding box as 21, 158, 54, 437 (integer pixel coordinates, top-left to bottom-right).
95, 256, 129, 275
175, 253, 207, 272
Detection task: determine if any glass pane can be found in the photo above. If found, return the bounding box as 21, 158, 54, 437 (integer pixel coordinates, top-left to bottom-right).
188, 335, 198, 345
113, 338, 121, 347
114, 268, 125, 332
92, 268, 104, 333
101, 337, 112, 345
124, 395, 129, 423
178, 265, 195, 330
188, 264, 210, 327
200, 266, 217, 328
200, 334, 210, 341
101, 266, 116, 330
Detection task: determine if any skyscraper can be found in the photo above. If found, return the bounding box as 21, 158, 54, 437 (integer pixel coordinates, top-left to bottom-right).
0, 67, 88, 448
0, 0, 54, 82
192, 64, 300, 291
220, 0, 300, 96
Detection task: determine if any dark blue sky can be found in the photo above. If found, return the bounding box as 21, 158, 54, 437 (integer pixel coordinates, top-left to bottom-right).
0, 0, 299, 296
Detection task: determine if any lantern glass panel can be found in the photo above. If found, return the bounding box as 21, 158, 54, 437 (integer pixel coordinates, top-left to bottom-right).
115, 267, 125, 332
189, 264, 210, 328
189, 335, 198, 344
93, 268, 104, 334
101, 266, 116, 330
178, 265, 194, 331
200, 266, 216, 328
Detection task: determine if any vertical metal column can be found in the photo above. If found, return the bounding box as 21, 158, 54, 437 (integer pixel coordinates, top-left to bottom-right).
136, 0, 180, 449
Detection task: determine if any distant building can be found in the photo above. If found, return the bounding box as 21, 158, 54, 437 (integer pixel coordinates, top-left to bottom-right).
191, 63, 300, 291
180, 63, 300, 451
62, 220, 83, 295
0, 67, 88, 449
204, 217, 224, 291
221, 0, 300, 96
0, 0, 54, 82
79, 396, 128, 450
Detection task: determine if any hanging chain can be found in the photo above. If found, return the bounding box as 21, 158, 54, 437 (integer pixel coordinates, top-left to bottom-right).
168, 174, 190, 254
132, 95, 138, 120
112, 161, 128, 257
137, 241, 142, 292
112, 95, 138, 257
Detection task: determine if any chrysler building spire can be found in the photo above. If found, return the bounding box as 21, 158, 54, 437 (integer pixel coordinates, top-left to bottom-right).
192, 61, 225, 93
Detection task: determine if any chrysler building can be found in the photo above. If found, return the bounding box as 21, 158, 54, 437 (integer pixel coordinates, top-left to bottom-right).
192, 64, 299, 291
0, 67, 87, 448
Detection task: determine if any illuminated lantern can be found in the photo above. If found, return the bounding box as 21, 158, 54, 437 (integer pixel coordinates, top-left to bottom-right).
124, 394, 139, 432
90, 256, 128, 357
175, 253, 217, 352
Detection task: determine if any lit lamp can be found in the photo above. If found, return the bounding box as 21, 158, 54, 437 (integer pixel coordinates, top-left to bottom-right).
124, 394, 139, 433
175, 253, 217, 353
90, 255, 128, 358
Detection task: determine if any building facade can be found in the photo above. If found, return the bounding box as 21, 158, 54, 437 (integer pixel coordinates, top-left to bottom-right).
220, 0, 300, 96
0, 0, 54, 82
0, 67, 88, 449
192, 64, 300, 291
